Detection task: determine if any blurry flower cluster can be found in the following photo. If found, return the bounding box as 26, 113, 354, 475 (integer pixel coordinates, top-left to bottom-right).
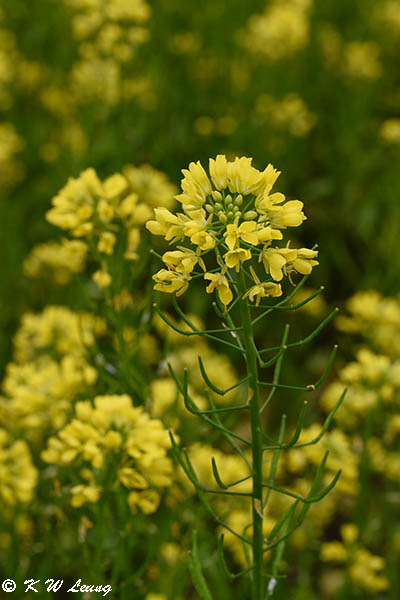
0, 429, 37, 506
336, 290, 400, 355
45, 165, 176, 290
255, 93, 316, 138
0, 306, 101, 441
240, 0, 312, 61
23, 239, 88, 285
318, 26, 382, 82
321, 524, 388, 593
42, 394, 173, 513
65, 0, 151, 105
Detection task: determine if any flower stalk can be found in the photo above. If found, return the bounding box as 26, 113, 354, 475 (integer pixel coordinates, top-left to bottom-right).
147, 155, 341, 599
237, 270, 265, 600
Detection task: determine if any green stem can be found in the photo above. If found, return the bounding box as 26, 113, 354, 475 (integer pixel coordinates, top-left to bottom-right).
237, 270, 264, 600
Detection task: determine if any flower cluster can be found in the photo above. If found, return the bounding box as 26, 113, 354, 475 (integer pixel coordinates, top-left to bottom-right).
65, 0, 151, 106
285, 426, 359, 495
147, 155, 318, 305
318, 27, 382, 82
42, 394, 173, 514
255, 93, 316, 138
321, 524, 388, 593
23, 239, 88, 285
46, 165, 176, 290
336, 290, 400, 355
0, 429, 37, 506
240, 0, 312, 61
0, 306, 100, 441
322, 348, 400, 427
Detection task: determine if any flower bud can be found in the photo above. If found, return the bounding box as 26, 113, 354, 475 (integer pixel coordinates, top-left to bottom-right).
212, 191, 223, 201
214, 202, 223, 212
218, 212, 227, 223
205, 204, 214, 213
243, 210, 258, 220
235, 194, 243, 206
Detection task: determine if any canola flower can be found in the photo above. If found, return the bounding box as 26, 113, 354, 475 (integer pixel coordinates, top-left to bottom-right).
0, 429, 37, 506
0, 306, 100, 440
336, 290, 400, 355
12, 305, 104, 364
46, 165, 176, 290
147, 155, 318, 305
321, 524, 388, 593
255, 93, 316, 138
23, 239, 88, 285
42, 394, 173, 514
240, 0, 312, 61
147, 155, 342, 600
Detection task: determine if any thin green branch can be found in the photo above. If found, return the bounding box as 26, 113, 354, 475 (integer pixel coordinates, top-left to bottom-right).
259, 324, 290, 414
153, 304, 245, 352
259, 307, 339, 355
198, 356, 250, 396
262, 402, 308, 450
252, 286, 324, 324
168, 364, 251, 446
292, 389, 346, 448
263, 415, 287, 510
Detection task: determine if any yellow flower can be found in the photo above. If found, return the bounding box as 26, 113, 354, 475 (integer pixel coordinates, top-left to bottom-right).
321, 541, 348, 562
209, 154, 229, 190
259, 246, 297, 281
243, 267, 282, 305
124, 228, 140, 260
97, 231, 116, 255
176, 161, 212, 209
70, 484, 101, 508
153, 269, 190, 296
285, 247, 319, 277
146, 207, 183, 241
92, 267, 112, 289
128, 489, 160, 514
190, 230, 216, 250
223, 247, 251, 271
103, 173, 128, 198
256, 225, 283, 243
162, 248, 205, 274
268, 200, 306, 229
227, 157, 263, 195
204, 272, 233, 306
225, 220, 259, 249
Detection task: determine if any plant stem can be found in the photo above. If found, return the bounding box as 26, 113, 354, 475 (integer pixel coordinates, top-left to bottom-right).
237, 270, 264, 600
